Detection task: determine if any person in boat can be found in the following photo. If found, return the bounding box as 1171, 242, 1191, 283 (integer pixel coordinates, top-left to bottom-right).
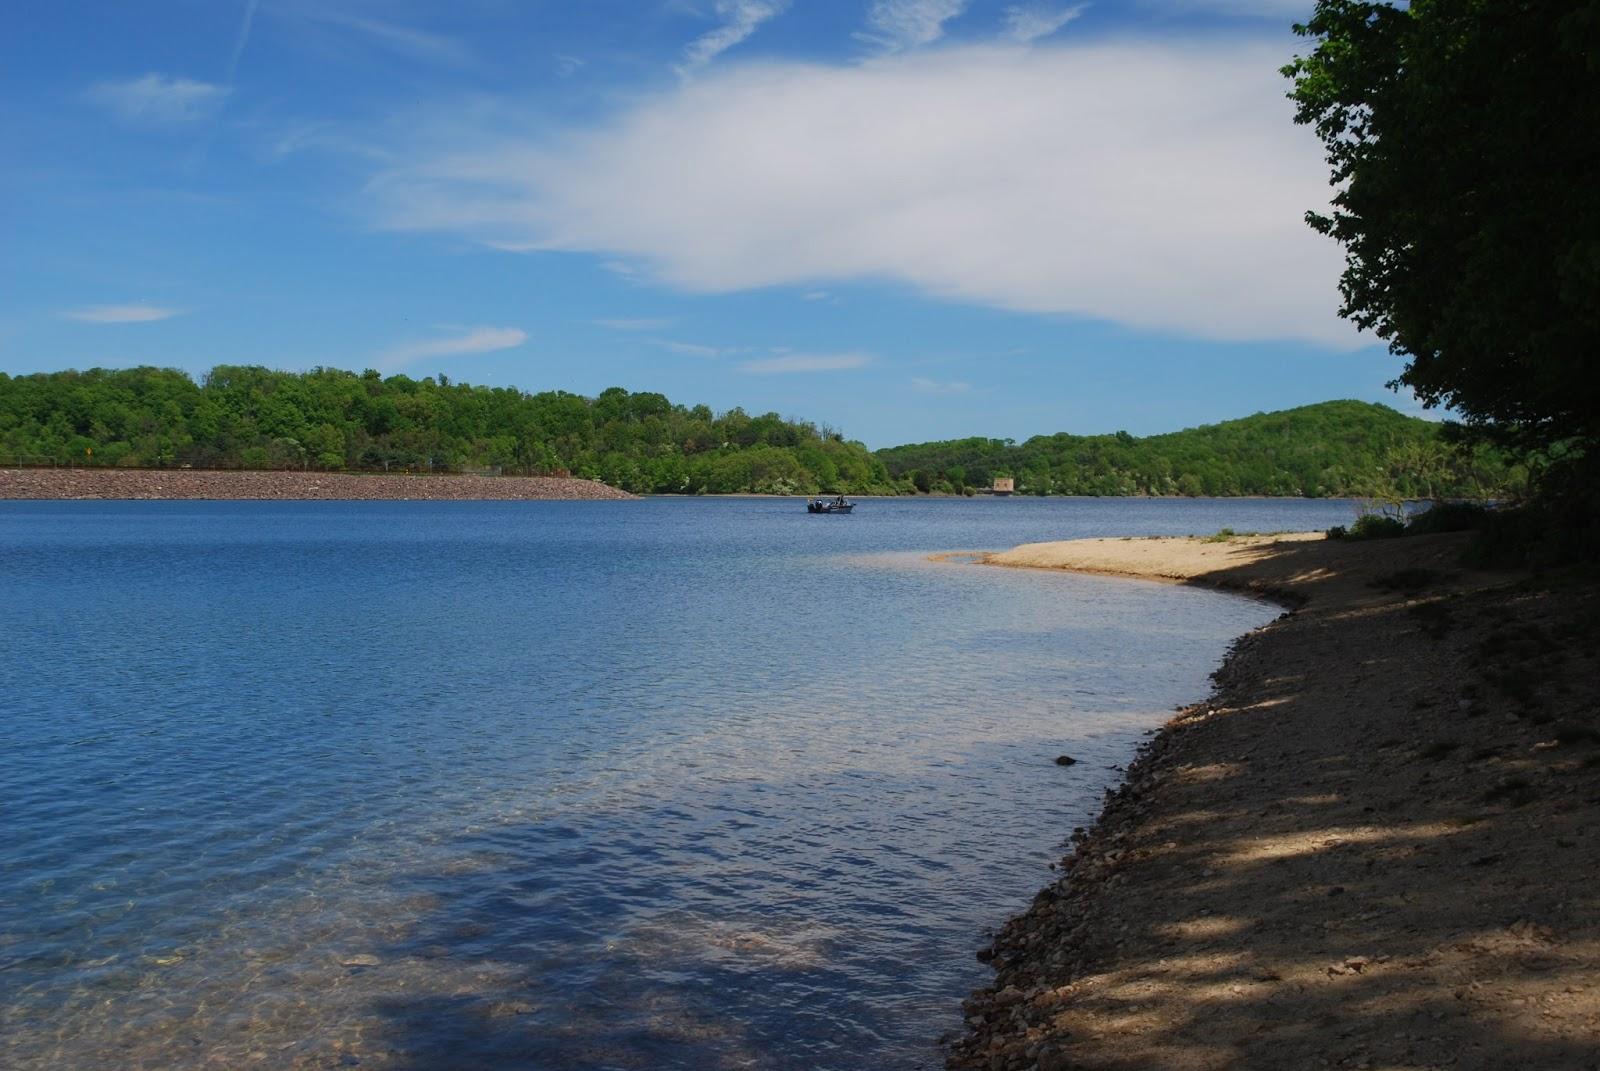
834, 494, 846, 507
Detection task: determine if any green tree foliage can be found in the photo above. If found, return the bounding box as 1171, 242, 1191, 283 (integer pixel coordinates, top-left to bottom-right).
1283, 1, 1600, 451
0, 365, 895, 495
873, 400, 1517, 498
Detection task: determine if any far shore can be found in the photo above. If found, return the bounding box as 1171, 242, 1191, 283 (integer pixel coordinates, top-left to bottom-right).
0, 468, 634, 501
2, 468, 1391, 504
948, 531, 1600, 1069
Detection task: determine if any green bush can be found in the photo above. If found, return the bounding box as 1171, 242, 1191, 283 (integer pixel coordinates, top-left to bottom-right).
1406, 501, 1490, 535
1328, 513, 1406, 541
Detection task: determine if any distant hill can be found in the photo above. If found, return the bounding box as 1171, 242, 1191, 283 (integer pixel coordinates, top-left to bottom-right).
873, 400, 1516, 499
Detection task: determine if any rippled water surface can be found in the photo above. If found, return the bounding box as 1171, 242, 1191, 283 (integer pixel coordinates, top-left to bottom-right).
1, 497, 1359, 1069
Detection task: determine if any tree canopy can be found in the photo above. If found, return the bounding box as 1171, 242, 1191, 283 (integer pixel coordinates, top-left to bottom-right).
0, 365, 894, 495
875, 400, 1514, 499
1283, 0, 1600, 451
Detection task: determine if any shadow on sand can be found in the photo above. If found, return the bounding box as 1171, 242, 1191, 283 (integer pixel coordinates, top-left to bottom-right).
951, 533, 1600, 1069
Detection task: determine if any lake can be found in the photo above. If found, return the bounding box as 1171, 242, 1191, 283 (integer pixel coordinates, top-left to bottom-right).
0, 496, 1360, 1070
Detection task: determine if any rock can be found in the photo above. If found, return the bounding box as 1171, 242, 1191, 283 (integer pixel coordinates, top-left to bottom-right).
1037, 1045, 1075, 1071
1055, 755, 1078, 766
340, 954, 381, 968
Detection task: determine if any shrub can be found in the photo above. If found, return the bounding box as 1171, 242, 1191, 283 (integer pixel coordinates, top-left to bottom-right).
1406, 501, 1490, 535
1328, 513, 1405, 541
1202, 527, 1237, 543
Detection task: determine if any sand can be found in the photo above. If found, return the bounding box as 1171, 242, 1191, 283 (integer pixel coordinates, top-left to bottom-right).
949, 533, 1600, 1070
0, 468, 634, 500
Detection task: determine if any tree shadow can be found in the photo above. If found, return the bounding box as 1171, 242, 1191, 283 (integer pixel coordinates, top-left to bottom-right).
952, 533, 1600, 1069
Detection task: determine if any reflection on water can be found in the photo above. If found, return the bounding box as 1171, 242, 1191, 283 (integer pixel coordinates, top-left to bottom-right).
0, 498, 1341, 1069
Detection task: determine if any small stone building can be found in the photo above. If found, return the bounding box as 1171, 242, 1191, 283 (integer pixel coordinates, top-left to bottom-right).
992, 477, 1014, 496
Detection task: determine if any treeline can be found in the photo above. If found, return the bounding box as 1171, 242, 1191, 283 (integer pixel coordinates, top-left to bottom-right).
0, 365, 895, 495
875, 401, 1517, 499
1, 369, 1518, 499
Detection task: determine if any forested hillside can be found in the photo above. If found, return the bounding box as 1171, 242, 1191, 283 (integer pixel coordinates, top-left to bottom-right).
1, 369, 1516, 499
0, 365, 894, 495
875, 401, 1515, 498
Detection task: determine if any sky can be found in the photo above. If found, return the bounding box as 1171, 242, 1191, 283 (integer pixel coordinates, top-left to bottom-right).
0, 0, 1420, 448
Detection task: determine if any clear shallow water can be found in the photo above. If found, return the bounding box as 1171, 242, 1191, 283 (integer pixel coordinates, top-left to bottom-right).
0, 497, 1359, 1070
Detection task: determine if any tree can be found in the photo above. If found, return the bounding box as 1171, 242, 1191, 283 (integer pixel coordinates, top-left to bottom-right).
1284, 1, 1600, 451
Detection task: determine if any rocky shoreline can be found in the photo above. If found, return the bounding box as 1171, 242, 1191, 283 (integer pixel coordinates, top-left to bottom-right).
949, 533, 1600, 1070
0, 468, 634, 501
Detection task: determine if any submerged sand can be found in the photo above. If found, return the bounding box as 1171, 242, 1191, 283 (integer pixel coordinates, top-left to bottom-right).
0, 468, 633, 500
950, 533, 1600, 1070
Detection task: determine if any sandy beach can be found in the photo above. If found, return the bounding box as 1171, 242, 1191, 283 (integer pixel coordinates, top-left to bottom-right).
950, 533, 1600, 1070
0, 468, 634, 501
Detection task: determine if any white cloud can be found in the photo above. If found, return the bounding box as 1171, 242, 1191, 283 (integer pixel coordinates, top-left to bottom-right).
738, 353, 871, 374
802, 290, 831, 301
365, 41, 1355, 348
911, 376, 972, 394
66, 304, 184, 324
379, 326, 526, 370
861, 0, 968, 51
86, 74, 230, 125
1004, 3, 1086, 42
678, 1, 789, 78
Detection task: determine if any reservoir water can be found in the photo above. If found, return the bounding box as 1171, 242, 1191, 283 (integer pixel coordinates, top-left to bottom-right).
1, 496, 1358, 1070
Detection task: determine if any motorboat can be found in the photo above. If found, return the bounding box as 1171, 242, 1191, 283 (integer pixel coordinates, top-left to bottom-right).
807, 496, 854, 514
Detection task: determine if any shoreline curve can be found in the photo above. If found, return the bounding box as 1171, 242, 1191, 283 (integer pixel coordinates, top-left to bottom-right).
947, 531, 1600, 1069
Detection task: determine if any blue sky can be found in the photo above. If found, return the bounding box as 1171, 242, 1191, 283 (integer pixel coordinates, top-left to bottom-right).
0, 0, 1416, 448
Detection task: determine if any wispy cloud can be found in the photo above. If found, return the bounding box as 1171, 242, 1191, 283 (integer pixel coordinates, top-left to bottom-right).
1140, 0, 1313, 15
1004, 3, 1086, 42
365, 41, 1352, 348
66, 304, 184, 324
260, 119, 392, 164
654, 339, 726, 358
677, 0, 789, 78
379, 325, 526, 370
593, 317, 675, 331
86, 74, 230, 125
911, 376, 972, 394
860, 0, 968, 51
555, 54, 586, 78
227, 0, 261, 83
275, 7, 471, 66
738, 353, 871, 374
